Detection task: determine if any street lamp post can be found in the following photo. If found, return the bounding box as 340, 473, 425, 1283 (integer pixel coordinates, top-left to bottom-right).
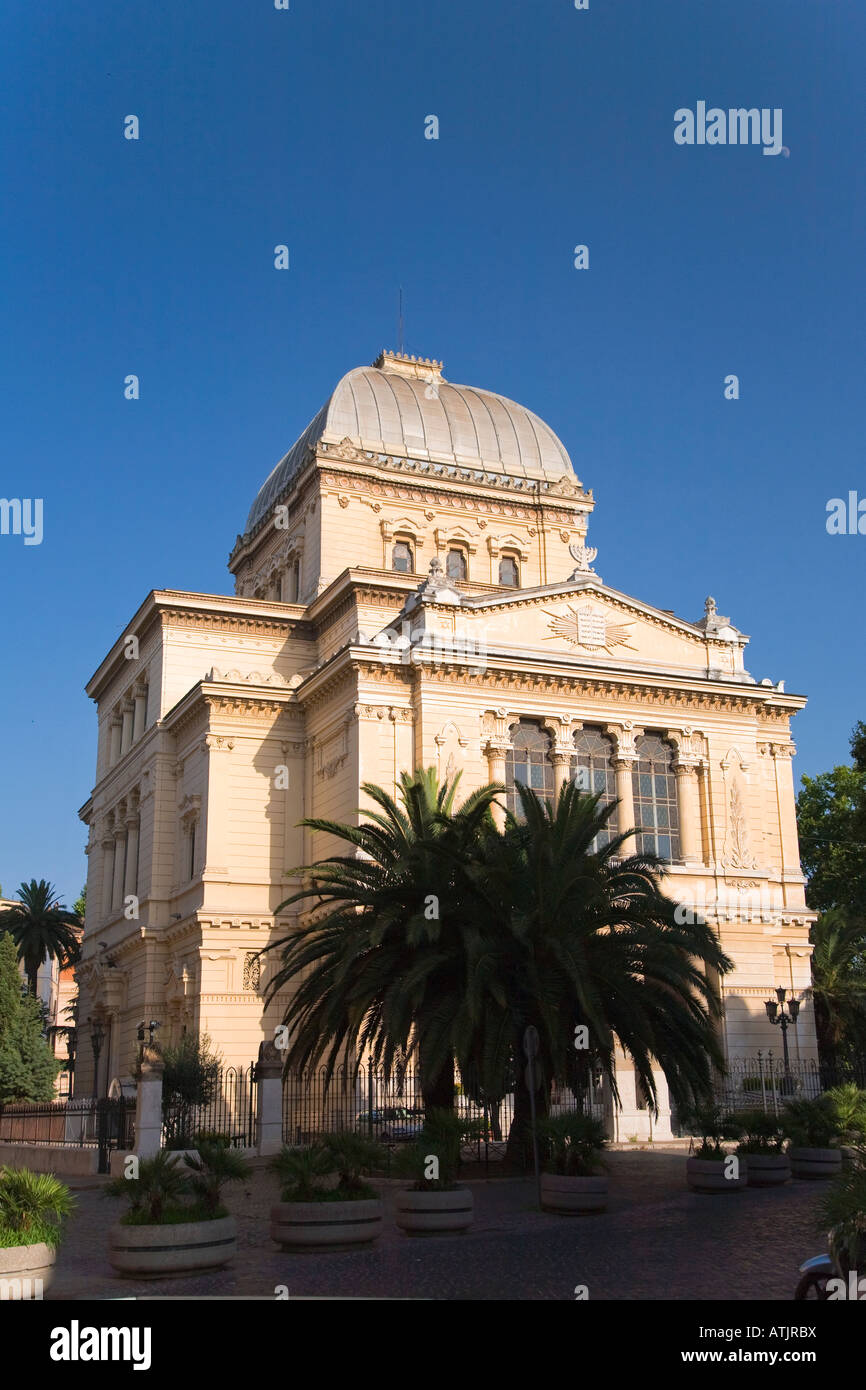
765, 987, 800, 1083
89, 1017, 106, 1100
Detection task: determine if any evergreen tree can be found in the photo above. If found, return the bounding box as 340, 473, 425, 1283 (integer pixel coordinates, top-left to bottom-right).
0, 934, 60, 1103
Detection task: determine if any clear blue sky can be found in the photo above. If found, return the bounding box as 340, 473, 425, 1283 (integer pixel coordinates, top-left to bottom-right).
1, 0, 864, 906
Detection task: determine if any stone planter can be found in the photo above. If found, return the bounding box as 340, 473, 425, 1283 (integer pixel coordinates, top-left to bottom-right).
108, 1215, 237, 1277
541, 1172, 608, 1214
395, 1187, 473, 1235
744, 1152, 792, 1187
0, 1242, 56, 1298
686, 1155, 748, 1193
270, 1198, 383, 1251
790, 1147, 843, 1181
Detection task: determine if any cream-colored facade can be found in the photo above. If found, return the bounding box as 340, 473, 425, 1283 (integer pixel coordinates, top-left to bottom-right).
76, 351, 817, 1136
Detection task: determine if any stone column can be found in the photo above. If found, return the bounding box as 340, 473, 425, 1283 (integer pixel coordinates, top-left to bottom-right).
134, 1048, 165, 1159
550, 751, 573, 803
483, 738, 510, 829
124, 814, 140, 898
613, 757, 637, 854
111, 826, 126, 910
254, 1041, 284, 1156
120, 701, 134, 756
109, 717, 122, 765
132, 684, 147, 742
674, 760, 702, 864
101, 832, 116, 918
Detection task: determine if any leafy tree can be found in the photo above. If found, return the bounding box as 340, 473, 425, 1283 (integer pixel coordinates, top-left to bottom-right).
72, 885, 86, 920
797, 723, 866, 917
0, 934, 60, 1102
159, 1033, 222, 1149
809, 909, 866, 1064
0, 879, 81, 997
796, 723, 866, 1062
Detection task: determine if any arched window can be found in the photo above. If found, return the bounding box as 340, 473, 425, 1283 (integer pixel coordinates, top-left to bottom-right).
571, 728, 616, 848
392, 539, 414, 573
505, 720, 554, 816
446, 547, 468, 582
499, 554, 519, 587
632, 734, 681, 862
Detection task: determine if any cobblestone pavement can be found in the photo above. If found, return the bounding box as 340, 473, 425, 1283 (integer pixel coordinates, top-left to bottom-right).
48, 1152, 825, 1302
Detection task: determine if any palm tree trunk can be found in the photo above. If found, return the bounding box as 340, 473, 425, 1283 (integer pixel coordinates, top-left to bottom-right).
420, 1052, 455, 1113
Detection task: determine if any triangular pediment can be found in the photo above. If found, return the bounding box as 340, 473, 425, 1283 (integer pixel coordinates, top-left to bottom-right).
445, 580, 749, 679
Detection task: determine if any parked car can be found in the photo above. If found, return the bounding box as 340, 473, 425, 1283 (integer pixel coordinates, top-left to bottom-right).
355, 1107, 424, 1142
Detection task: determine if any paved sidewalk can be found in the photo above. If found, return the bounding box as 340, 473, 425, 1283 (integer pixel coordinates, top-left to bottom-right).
48, 1151, 825, 1302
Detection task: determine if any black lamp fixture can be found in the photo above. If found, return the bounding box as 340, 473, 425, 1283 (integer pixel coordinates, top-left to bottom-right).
88, 1016, 106, 1100
137, 1019, 161, 1047
765, 986, 800, 1076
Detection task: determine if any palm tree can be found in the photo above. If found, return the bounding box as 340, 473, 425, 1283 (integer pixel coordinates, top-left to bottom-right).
263, 770, 731, 1163
263, 768, 502, 1111
810, 908, 866, 1065
462, 780, 734, 1163
0, 880, 82, 998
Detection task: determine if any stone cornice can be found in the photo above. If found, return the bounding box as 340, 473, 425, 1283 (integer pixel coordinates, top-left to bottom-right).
85, 589, 313, 701
230, 444, 593, 562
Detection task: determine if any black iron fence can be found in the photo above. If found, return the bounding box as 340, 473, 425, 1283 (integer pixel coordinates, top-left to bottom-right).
0, 1097, 135, 1172
714, 1053, 866, 1115
162, 1064, 256, 1149
280, 1064, 599, 1149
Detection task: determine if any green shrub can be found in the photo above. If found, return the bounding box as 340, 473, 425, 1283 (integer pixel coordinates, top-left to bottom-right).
736, 1109, 785, 1156
781, 1096, 839, 1150
827, 1085, 866, 1144
683, 1106, 741, 1160
0, 1167, 74, 1250
105, 1151, 190, 1225
818, 1146, 866, 1277
183, 1142, 250, 1217
269, 1144, 336, 1203
538, 1112, 607, 1177
394, 1109, 483, 1191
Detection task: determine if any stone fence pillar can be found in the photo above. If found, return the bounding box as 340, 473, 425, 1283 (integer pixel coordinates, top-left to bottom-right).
255, 1041, 284, 1156
134, 1047, 164, 1158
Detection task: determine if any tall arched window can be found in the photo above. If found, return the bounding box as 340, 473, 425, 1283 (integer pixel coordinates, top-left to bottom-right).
392, 539, 414, 573
632, 734, 681, 862
499, 554, 519, 587
570, 728, 616, 847
446, 547, 468, 582
505, 720, 554, 816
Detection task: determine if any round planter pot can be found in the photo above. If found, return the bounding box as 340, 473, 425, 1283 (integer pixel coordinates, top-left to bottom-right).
541, 1172, 608, 1214
270, 1198, 383, 1251
108, 1215, 237, 1278
790, 1147, 843, 1181
686, 1156, 748, 1193
0, 1242, 55, 1298
395, 1187, 473, 1235
744, 1153, 791, 1187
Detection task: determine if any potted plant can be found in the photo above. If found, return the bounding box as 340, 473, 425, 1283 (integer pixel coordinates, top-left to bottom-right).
538, 1112, 608, 1214
782, 1096, 843, 1179
394, 1109, 478, 1234
684, 1107, 746, 1193
107, 1143, 248, 1277
736, 1109, 791, 1186
269, 1132, 385, 1251
819, 1145, 866, 1282
826, 1084, 866, 1149
0, 1166, 74, 1298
